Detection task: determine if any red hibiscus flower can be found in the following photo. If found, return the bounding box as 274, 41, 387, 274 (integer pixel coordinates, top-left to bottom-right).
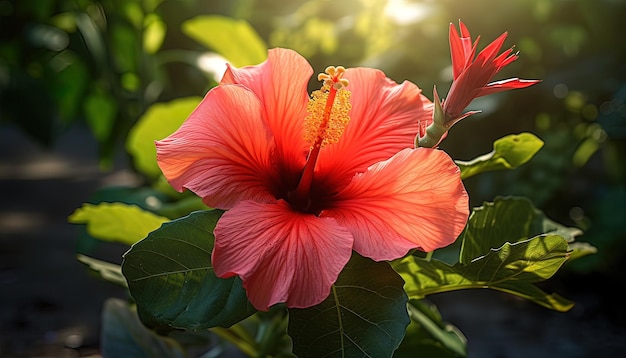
156, 48, 469, 311
417, 21, 541, 148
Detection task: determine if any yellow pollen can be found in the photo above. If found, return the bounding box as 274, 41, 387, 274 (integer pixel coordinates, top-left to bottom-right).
305, 66, 352, 147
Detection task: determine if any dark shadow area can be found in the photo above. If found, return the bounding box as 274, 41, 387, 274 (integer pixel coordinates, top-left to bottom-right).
0, 123, 131, 357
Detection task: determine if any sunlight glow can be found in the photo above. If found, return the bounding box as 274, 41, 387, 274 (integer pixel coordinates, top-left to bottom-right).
384, 0, 433, 25
197, 52, 228, 82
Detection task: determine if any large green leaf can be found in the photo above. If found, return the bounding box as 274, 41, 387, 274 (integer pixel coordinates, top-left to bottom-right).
122, 210, 256, 330
288, 253, 409, 358
464, 235, 570, 282
456, 132, 544, 179
393, 196, 589, 312
68, 202, 169, 246
393, 235, 574, 312
182, 15, 267, 67
460, 196, 584, 265
126, 97, 202, 178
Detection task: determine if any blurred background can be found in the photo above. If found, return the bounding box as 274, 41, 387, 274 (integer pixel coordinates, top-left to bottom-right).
1, 0, 625, 356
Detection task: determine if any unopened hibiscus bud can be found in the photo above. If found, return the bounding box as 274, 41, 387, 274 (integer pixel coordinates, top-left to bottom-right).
417, 20, 540, 148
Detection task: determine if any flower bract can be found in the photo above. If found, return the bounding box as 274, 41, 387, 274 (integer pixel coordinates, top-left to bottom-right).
417, 21, 541, 148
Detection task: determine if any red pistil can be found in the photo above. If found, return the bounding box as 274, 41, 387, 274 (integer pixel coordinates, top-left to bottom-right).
288, 67, 350, 211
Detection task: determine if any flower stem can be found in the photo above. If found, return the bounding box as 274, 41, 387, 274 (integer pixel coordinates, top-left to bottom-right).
417, 122, 448, 148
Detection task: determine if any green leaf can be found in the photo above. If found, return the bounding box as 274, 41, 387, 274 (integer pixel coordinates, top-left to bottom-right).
270, 17, 338, 58
490, 280, 573, 311
456, 132, 544, 179
143, 14, 166, 54
126, 97, 202, 178
121, 1, 143, 29
84, 186, 171, 213
182, 15, 267, 67
460, 196, 582, 264
465, 235, 571, 282
143, 0, 165, 13
77, 254, 127, 287
48, 51, 88, 124
101, 298, 186, 358
68, 202, 169, 246
288, 253, 409, 358
111, 23, 139, 72
529, 205, 584, 244
395, 300, 467, 358
393, 235, 574, 312
394, 196, 589, 312
460, 196, 534, 264
122, 210, 256, 330
157, 196, 210, 219
83, 90, 117, 143
567, 241, 598, 262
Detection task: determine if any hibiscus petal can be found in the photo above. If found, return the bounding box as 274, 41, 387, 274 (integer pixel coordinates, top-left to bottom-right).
221, 48, 313, 175
493, 48, 518, 70
315, 68, 432, 190
476, 31, 508, 66
323, 148, 469, 261
213, 200, 354, 311
450, 22, 472, 79
477, 78, 542, 97
156, 85, 276, 209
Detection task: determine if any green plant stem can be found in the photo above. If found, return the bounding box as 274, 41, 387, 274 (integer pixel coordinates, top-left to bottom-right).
424, 251, 434, 261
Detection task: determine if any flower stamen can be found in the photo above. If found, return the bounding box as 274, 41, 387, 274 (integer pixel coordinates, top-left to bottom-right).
305, 68, 351, 148
289, 66, 351, 210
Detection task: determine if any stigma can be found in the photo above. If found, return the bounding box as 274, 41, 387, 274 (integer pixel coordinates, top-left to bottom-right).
288, 66, 352, 211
